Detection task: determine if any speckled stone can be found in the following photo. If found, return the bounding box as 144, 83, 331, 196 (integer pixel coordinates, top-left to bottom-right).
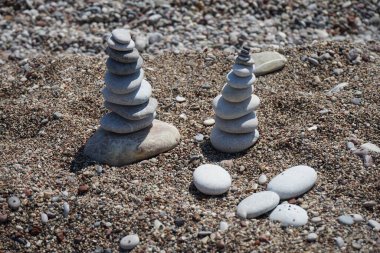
210, 128, 259, 153
8, 196, 21, 211
269, 204, 308, 227
120, 234, 140, 250
106, 57, 143, 75
104, 98, 158, 120
221, 84, 253, 103
107, 36, 135, 51
213, 95, 260, 120
105, 69, 144, 94
106, 47, 140, 63
84, 120, 180, 166
102, 80, 151, 106
226, 71, 256, 89
100, 112, 155, 134
215, 112, 258, 134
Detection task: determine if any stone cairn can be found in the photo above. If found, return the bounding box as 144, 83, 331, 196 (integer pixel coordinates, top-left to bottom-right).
84, 29, 180, 166
210, 46, 260, 153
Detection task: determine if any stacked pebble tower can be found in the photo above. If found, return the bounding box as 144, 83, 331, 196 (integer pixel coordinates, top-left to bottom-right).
210, 46, 260, 153
100, 28, 157, 134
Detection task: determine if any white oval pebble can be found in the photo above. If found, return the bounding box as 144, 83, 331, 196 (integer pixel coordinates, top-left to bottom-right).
368, 219, 380, 231
237, 191, 280, 219
269, 204, 308, 227
203, 118, 215, 126
219, 221, 229, 232
120, 234, 140, 250
63, 202, 70, 217
267, 165, 317, 199
258, 174, 267, 185
193, 164, 232, 195
307, 233, 318, 242
175, 95, 186, 102
41, 212, 48, 224
351, 214, 364, 222
338, 215, 354, 225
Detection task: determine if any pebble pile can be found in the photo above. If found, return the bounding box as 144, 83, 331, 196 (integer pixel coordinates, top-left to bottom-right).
84, 28, 180, 166
211, 47, 260, 153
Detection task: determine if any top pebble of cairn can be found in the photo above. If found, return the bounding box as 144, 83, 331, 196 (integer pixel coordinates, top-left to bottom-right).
111, 29, 131, 44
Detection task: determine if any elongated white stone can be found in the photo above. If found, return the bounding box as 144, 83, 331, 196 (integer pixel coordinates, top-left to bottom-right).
221, 84, 253, 103
100, 112, 155, 134
105, 69, 144, 94
213, 94, 260, 120
102, 80, 151, 106
104, 98, 158, 120
237, 191, 280, 219
215, 112, 258, 134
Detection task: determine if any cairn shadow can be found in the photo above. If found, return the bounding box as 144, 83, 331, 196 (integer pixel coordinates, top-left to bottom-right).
69, 144, 96, 172
200, 139, 249, 162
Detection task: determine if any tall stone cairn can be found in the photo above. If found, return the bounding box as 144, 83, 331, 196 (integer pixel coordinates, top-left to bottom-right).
210, 46, 260, 153
84, 29, 180, 166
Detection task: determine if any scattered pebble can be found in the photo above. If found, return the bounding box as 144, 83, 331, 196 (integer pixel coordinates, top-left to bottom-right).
326, 82, 348, 95
219, 221, 229, 232
368, 220, 380, 231
338, 215, 354, 225
203, 118, 215, 126
154, 219, 164, 230
307, 233, 318, 242
175, 95, 186, 103
351, 214, 364, 222
360, 143, 380, 153
363, 201, 377, 209
335, 237, 345, 248
311, 217, 322, 223
78, 184, 89, 195
63, 202, 70, 217
120, 234, 139, 250
194, 133, 204, 142
53, 112, 63, 119
193, 164, 232, 195
258, 174, 268, 185
40, 213, 48, 224
8, 196, 21, 211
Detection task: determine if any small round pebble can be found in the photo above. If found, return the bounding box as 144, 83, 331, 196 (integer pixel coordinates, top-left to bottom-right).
193, 164, 232, 195
258, 174, 268, 185
338, 215, 354, 225
40, 212, 48, 224
8, 196, 21, 210
335, 237, 345, 248
175, 95, 186, 102
203, 118, 215, 126
219, 221, 229, 232
120, 234, 140, 250
307, 233, 318, 242
194, 133, 204, 142
63, 202, 70, 217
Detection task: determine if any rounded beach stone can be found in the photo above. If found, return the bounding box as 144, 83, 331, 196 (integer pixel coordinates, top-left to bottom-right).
106, 57, 143, 76
221, 84, 253, 103
104, 98, 158, 120
338, 215, 354, 225
232, 63, 254, 77
100, 112, 155, 134
107, 36, 135, 51
267, 165, 317, 199
215, 112, 258, 134
105, 69, 144, 94
237, 191, 280, 219
252, 51, 287, 76
102, 80, 151, 106
111, 29, 131, 44
210, 128, 259, 153
193, 164, 232, 195
120, 234, 139, 250
213, 94, 260, 120
269, 204, 308, 227
226, 71, 256, 89
8, 196, 21, 210
106, 47, 140, 63
84, 120, 180, 166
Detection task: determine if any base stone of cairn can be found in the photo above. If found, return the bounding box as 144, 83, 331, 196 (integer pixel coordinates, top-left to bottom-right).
210, 46, 260, 153
84, 29, 180, 166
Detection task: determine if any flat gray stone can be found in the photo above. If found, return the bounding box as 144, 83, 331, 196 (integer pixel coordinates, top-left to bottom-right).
213, 94, 260, 120
221, 84, 253, 103
104, 98, 158, 120
106, 57, 143, 75
111, 29, 131, 44
106, 47, 140, 63
210, 128, 259, 153
102, 80, 151, 106
226, 70, 256, 89
100, 112, 155, 134
232, 63, 254, 77
252, 51, 287, 76
215, 112, 258, 134
105, 69, 144, 94
269, 204, 308, 227
267, 165, 317, 199
237, 191, 280, 219
84, 120, 180, 166
107, 36, 135, 51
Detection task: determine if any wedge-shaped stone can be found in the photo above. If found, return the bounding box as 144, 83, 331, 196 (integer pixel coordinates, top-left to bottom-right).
105, 69, 144, 94
252, 51, 287, 76
106, 57, 143, 75
210, 128, 259, 153
104, 98, 157, 120
84, 120, 180, 166
221, 84, 253, 103
106, 47, 140, 63
100, 112, 155, 134
102, 80, 151, 106
215, 112, 258, 134
226, 70, 256, 89
213, 95, 260, 120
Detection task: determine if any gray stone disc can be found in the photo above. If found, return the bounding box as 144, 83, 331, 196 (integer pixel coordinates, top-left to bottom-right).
107, 36, 135, 51
105, 69, 144, 94
104, 97, 158, 120
212, 94, 260, 120
210, 127, 259, 153
100, 112, 155, 134
221, 84, 253, 103
102, 80, 151, 106
106, 57, 143, 75
226, 70, 256, 89
106, 47, 140, 63
215, 112, 258, 134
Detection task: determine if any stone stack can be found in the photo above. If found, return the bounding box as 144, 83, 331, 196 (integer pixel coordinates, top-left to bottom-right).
84, 29, 180, 166
210, 46, 260, 153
